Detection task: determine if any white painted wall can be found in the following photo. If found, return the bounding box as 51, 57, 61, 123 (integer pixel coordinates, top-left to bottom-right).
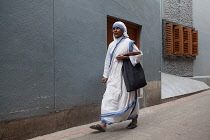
193, 0, 210, 76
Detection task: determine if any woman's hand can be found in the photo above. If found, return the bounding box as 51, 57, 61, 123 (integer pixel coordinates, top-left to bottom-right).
116, 54, 129, 60
102, 78, 108, 83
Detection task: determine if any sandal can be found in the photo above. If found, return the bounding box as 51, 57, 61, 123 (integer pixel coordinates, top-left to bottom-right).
90, 124, 106, 132
126, 123, 137, 129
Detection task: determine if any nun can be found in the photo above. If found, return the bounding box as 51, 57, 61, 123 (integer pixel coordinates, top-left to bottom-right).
90, 21, 143, 132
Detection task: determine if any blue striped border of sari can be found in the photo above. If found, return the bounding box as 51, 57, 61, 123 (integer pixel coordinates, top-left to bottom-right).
101, 92, 138, 117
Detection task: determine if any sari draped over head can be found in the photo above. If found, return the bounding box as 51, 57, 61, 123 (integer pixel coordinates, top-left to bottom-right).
101, 21, 143, 124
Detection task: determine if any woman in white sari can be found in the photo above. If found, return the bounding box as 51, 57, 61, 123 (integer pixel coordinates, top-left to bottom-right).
90, 21, 143, 132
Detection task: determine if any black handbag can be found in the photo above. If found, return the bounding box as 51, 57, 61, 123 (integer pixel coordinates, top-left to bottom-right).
122, 41, 147, 92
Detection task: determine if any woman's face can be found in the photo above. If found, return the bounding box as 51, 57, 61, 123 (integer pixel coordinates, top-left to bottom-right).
112, 27, 123, 38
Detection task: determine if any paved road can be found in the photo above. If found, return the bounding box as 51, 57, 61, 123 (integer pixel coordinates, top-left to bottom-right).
30, 90, 210, 140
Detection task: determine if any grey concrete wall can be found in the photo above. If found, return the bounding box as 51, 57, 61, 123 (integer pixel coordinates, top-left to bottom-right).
0, 0, 55, 121
164, 0, 193, 27
0, 0, 162, 123
193, 0, 210, 76
53, 0, 106, 111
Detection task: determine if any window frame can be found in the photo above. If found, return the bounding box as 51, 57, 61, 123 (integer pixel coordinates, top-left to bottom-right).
164, 22, 198, 57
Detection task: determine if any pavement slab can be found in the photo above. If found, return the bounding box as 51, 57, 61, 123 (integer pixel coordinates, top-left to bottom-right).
30, 90, 210, 140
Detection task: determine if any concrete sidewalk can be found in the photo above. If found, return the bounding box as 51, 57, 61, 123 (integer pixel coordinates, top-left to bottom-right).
30, 90, 210, 140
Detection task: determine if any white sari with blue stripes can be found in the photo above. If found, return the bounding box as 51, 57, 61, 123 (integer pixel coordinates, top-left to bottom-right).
102, 37, 143, 125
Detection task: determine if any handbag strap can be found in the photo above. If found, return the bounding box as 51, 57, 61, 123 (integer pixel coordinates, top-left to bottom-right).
109, 36, 127, 67
129, 40, 135, 52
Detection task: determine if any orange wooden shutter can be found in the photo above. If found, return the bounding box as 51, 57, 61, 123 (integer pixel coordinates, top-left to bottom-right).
183, 28, 192, 56
192, 30, 198, 56
174, 26, 184, 55
166, 24, 174, 55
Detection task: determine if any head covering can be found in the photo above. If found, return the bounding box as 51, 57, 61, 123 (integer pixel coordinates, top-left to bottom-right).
112, 21, 129, 38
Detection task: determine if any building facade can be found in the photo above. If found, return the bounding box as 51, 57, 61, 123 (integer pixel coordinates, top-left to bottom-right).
1, 0, 210, 139
162, 0, 195, 77
193, 0, 210, 77
162, 0, 210, 79
0, 0, 162, 139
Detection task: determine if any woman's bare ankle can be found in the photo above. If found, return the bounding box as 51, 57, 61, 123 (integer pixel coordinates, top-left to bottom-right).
100, 122, 107, 129
131, 119, 137, 125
